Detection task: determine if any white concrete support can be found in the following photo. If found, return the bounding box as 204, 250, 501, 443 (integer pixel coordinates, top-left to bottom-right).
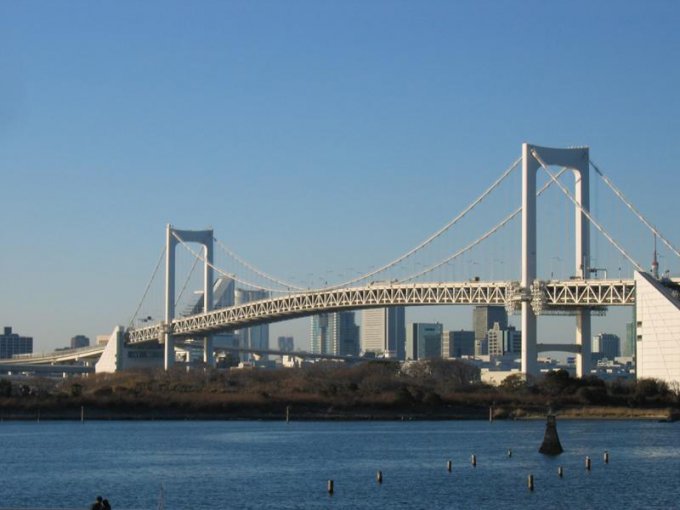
164, 225, 215, 370
521, 144, 539, 376
164, 224, 176, 370
521, 144, 590, 378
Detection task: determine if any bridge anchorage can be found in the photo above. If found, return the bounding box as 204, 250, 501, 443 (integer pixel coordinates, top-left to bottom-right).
109, 142, 678, 383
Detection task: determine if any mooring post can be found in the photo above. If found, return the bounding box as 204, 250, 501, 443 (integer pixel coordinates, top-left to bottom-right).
447, 460, 452, 472
327, 480, 334, 495
471, 454, 477, 467
376, 470, 383, 484
527, 474, 534, 491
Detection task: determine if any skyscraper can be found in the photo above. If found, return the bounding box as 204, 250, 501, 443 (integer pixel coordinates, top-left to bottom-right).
406, 322, 443, 360
311, 311, 360, 356
592, 333, 621, 360
361, 307, 406, 359
442, 330, 475, 358
473, 306, 508, 356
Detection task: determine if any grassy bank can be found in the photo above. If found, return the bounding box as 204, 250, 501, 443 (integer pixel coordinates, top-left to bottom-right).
0, 360, 678, 421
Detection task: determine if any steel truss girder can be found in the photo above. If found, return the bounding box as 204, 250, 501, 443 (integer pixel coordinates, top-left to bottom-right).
126, 279, 636, 344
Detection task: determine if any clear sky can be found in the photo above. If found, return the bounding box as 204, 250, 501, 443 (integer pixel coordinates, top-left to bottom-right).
1, 1, 679, 352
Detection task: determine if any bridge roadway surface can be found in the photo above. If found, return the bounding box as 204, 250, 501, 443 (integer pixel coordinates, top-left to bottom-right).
128, 279, 636, 344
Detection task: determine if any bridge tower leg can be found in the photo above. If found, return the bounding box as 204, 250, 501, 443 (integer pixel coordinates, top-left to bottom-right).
164, 225, 215, 370
521, 144, 590, 379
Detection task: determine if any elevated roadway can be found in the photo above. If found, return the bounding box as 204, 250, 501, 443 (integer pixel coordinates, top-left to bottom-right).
128, 279, 636, 344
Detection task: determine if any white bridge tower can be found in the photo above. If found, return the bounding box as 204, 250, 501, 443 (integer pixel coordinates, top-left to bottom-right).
522, 143, 591, 378
164, 225, 214, 369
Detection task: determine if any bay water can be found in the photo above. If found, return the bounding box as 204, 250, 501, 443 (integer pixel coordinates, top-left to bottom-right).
0, 419, 678, 509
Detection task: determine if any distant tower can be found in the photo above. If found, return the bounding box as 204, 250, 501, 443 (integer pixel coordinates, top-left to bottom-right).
361, 307, 406, 359
651, 234, 659, 279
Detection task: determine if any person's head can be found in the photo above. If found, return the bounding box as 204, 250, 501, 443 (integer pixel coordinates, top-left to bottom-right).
96, 496, 103, 503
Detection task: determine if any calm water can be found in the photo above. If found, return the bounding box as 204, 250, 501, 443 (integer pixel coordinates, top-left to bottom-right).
0, 419, 678, 509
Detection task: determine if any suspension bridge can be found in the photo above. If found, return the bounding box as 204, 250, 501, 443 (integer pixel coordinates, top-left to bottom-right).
13, 143, 679, 382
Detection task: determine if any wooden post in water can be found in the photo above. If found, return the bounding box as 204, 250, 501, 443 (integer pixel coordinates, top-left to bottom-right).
327, 480, 334, 495
585, 456, 591, 470
81, 406, 84, 423
285, 406, 290, 424
538, 414, 563, 455
489, 405, 493, 422
376, 470, 383, 484
507, 448, 512, 458
527, 474, 534, 491
603, 450, 609, 464
447, 460, 452, 472
558, 466, 564, 477
471, 454, 477, 467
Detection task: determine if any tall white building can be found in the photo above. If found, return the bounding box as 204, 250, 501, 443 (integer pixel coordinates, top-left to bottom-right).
361, 307, 405, 359
634, 272, 680, 385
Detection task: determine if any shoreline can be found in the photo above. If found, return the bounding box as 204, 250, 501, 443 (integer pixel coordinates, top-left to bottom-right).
0, 406, 676, 422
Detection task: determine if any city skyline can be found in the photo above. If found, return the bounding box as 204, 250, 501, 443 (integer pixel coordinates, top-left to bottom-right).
1, 2, 679, 351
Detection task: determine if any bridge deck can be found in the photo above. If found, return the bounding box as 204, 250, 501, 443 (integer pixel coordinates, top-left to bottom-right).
128, 279, 636, 344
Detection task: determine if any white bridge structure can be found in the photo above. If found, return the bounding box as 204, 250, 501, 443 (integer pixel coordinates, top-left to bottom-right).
93, 143, 679, 383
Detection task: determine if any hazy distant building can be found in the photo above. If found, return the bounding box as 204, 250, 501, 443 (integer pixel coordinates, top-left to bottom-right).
406, 322, 443, 360
235, 288, 269, 361
442, 330, 475, 358
311, 312, 360, 356
487, 323, 521, 357
0, 327, 32, 359
593, 333, 621, 361
473, 306, 507, 356
503, 327, 522, 355
277, 336, 294, 352
70, 335, 90, 349
361, 307, 406, 359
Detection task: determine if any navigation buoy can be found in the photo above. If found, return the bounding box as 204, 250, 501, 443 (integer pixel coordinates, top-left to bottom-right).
538, 415, 564, 455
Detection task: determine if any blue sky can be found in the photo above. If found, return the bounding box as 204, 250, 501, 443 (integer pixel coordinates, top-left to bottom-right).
1, 1, 679, 351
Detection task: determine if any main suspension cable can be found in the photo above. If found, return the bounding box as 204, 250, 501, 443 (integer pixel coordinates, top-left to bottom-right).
400, 168, 568, 282
127, 245, 166, 328
590, 159, 680, 259
173, 233, 293, 294
326, 156, 522, 289
175, 254, 201, 308
532, 149, 644, 272
213, 237, 305, 291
